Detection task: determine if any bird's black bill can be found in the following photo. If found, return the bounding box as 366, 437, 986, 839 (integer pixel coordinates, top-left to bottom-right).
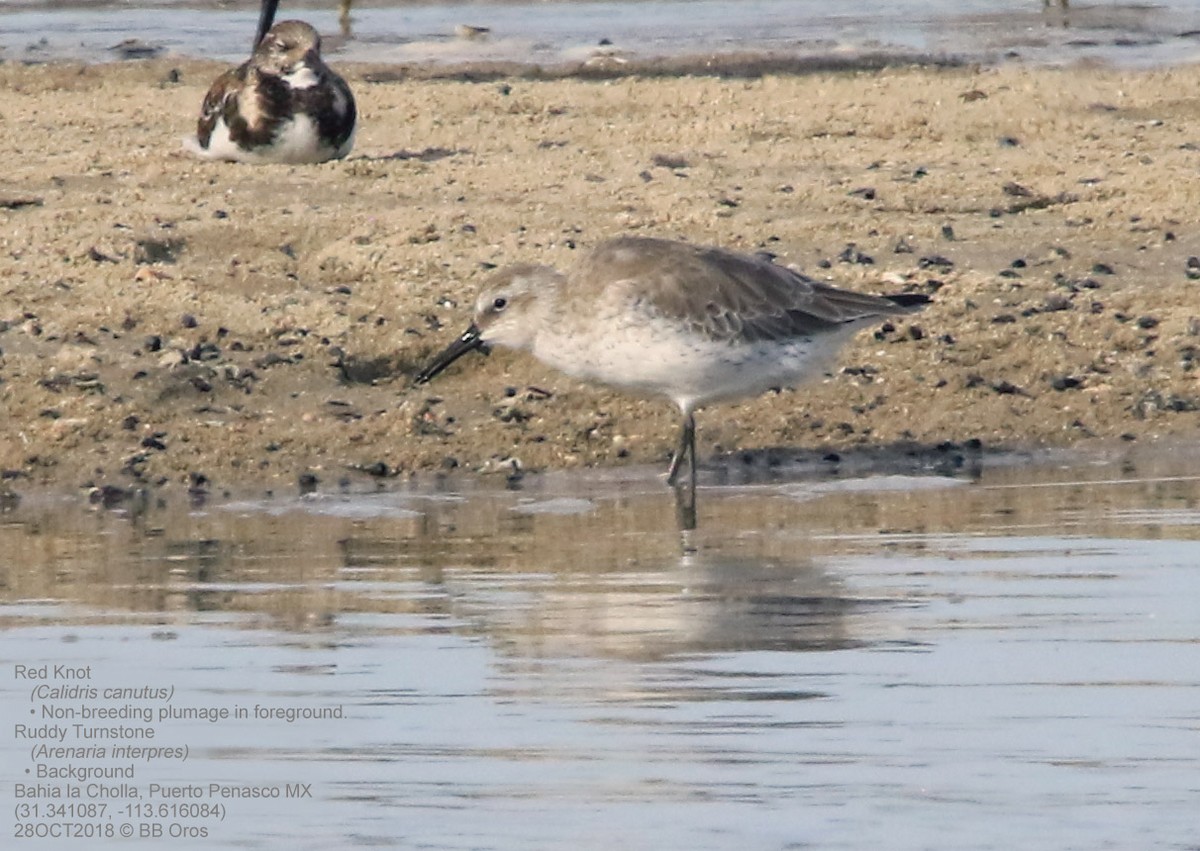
253, 0, 280, 49
414, 324, 487, 385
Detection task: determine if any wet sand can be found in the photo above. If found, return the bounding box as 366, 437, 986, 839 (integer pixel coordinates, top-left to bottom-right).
3, 56, 1200, 497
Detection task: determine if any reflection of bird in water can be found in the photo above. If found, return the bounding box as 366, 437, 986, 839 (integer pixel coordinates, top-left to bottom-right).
184, 0, 356, 164
479, 552, 862, 669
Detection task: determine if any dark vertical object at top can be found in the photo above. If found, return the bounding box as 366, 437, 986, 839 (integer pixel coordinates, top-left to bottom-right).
254, 0, 281, 49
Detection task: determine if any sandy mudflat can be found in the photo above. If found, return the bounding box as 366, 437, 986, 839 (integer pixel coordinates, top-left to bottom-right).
2, 56, 1199, 497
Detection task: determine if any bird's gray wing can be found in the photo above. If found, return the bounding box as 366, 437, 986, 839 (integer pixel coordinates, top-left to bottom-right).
593, 237, 918, 344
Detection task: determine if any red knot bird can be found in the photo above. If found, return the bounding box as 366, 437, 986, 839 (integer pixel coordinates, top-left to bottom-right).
416, 236, 929, 487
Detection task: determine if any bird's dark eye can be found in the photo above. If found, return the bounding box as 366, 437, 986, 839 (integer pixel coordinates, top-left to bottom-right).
492, 297, 508, 311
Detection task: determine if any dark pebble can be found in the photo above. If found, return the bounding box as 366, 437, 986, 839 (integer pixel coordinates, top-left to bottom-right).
144, 334, 163, 352
991, 314, 1017, 324
998, 136, 1021, 147
141, 435, 167, 451
1136, 316, 1160, 329
121, 415, 139, 431
181, 314, 198, 329
298, 472, 320, 494
1092, 262, 1115, 275
88, 484, 133, 508
837, 244, 874, 265
848, 187, 876, 200
1050, 375, 1084, 391
822, 452, 841, 463
940, 224, 956, 241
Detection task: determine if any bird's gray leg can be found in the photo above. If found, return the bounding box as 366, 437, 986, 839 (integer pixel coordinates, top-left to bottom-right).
666, 413, 695, 487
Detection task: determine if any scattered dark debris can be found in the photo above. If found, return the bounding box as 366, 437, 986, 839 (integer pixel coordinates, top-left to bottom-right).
991, 380, 1030, 397
651, 153, 689, 169
134, 237, 185, 265
348, 461, 393, 478
0, 193, 43, 210
412, 398, 454, 437
1071, 419, 1096, 437
298, 472, 320, 494
109, 38, 162, 59
38, 372, 105, 394
1131, 390, 1199, 418
848, 186, 876, 200
381, 147, 470, 162
1050, 375, 1084, 391
325, 399, 363, 422
329, 349, 402, 385
918, 255, 953, 270
837, 244, 874, 265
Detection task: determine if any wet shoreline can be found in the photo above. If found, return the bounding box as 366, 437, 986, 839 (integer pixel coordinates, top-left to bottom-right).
4, 0, 1200, 69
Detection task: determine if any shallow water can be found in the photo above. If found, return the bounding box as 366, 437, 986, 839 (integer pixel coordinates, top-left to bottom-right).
2, 447, 1199, 849
3, 0, 1200, 67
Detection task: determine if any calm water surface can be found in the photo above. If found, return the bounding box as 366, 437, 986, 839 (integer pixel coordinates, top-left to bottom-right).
2, 448, 1198, 849
3, 0, 1200, 66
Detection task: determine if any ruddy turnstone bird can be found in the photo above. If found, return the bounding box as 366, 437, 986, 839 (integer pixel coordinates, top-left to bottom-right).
185, 9, 356, 164
415, 236, 929, 488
